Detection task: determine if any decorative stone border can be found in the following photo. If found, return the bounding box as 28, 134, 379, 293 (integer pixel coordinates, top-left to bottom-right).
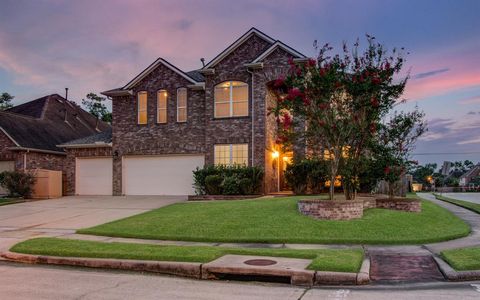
298, 200, 364, 220
1, 251, 371, 286
376, 198, 421, 212
188, 195, 261, 201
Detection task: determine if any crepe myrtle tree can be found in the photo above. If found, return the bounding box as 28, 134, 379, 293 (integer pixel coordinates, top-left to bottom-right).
375, 109, 427, 198
269, 36, 408, 200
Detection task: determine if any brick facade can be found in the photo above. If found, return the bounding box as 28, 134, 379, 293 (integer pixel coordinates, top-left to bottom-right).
0, 130, 65, 172
108, 33, 299, 195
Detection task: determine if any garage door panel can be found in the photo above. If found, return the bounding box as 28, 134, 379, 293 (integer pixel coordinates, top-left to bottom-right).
0, 161, 14, 195
124, 155, 204, 195
76, 158, 112, 195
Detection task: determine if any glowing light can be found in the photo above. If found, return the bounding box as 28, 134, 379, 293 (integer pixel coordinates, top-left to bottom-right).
271, 150, 279, 159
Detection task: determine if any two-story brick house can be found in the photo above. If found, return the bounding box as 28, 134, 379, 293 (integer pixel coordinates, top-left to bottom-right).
62, 28, 307, 196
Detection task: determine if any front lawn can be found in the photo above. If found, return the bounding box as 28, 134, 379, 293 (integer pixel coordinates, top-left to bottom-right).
434, 194, 480, 214
10, 238, 364, 272
0, 198, 25, 206
441, 247, 480, 271
77, 194, 470, 245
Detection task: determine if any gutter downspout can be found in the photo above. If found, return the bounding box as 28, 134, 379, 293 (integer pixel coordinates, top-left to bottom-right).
247, 69, 255, 167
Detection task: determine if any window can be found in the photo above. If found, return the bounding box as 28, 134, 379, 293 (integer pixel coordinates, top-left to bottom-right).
214, 81, 248, 118
157, 90, 168, 123
177, 88, 187, 122
214, 144, 248, 165
137, 91, 147, 124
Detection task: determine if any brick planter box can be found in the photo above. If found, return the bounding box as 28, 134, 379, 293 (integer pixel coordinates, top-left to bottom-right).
188, 195, 262, 201
298, 199, 364, 220
358, 196, 377, 209
375, 198, 421, 212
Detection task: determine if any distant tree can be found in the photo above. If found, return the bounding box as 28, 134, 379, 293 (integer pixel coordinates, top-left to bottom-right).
82, 93, 112, 123
0, 92, 14, 110
411, 163, 437, 185
374, 109, 427, 198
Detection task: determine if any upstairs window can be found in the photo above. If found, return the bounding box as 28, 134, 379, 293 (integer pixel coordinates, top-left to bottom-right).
214, 81, 248, 118
177, 88, 187, 122
214, 144, 248, 166
157, 90, 168, 123
137, 91, 147, 124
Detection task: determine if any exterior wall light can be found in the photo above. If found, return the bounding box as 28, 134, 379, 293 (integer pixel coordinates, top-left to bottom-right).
271, 150, 279, 159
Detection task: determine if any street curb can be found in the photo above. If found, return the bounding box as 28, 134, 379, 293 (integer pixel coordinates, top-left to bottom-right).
315, 257, 370, 285
1, 251, 370, 286
1, 251, 202, 279
433, 256, 480, 281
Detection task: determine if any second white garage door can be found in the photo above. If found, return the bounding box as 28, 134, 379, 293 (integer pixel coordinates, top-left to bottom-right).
76, 157, 113, 195
123, 155, 205, 195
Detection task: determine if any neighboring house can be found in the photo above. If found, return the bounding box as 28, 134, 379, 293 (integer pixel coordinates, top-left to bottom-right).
61, 27, 307, 196
459, 163, 480, 186
0, 94, 110, 194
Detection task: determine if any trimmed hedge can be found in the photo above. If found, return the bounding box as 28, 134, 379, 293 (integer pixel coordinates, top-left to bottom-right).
193, 165, 264, 195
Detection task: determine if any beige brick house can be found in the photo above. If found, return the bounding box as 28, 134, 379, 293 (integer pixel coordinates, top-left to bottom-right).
62, 28, 307, 196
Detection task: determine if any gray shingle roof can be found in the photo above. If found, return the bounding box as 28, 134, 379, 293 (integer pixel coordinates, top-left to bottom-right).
186, 70, 205, 82
60, 128, 112, 147
0, 94, 111, 152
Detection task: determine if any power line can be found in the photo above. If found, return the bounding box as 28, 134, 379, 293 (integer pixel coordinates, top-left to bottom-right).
412, 152, 480, 155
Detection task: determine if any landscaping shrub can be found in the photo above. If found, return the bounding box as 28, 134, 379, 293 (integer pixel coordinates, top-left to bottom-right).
0, 170, 36, 198
238, 178, 254, 195
222, 176, 240, 195
285, 159, 327, 195
193, 165, 264, 195
204, 175, 223, 195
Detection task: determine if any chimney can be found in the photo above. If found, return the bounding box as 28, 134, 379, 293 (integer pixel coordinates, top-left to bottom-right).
65, 88, 69, 100
200, 58, 205, 67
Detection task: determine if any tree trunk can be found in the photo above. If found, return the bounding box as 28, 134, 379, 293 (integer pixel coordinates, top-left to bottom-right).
388, 182, 395, 199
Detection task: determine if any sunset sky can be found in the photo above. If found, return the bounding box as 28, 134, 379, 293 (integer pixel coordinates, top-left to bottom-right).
1, 0, 479, 165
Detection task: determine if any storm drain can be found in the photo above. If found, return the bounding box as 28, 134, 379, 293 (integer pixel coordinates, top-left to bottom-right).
244, 259, 277, 266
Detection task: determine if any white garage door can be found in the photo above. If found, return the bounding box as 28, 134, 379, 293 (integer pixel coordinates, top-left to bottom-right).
0, 161, 14, 195
123, 155, 205, 195
76, 158, 113, 195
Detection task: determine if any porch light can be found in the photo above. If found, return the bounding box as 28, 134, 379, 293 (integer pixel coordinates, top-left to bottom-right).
271, 150, 279, 159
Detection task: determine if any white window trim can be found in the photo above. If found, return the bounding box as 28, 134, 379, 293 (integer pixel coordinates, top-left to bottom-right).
157, 89, 167, 124
137, 91, 147, 125
214, 81, 248, 118
177, 87, 187, 123
214, 143, 249, 166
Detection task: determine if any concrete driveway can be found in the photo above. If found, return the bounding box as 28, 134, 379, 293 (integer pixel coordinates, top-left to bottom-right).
0, 195, 186, 252
440, 193, 480, 204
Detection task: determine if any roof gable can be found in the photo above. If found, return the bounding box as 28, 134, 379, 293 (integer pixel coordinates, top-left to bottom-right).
202, 27, 276, 69
123, 58, 199, 90
252, 41, 306, 63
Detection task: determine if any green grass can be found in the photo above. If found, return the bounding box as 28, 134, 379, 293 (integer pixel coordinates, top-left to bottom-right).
0, 198, 25, 206
433, 193, 480, 214
441, 247, 480, 271
10, 237, 364, 272
77, 194, 470, 245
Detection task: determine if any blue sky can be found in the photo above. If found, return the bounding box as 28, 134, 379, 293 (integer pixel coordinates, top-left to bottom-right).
0, 0, 479, 165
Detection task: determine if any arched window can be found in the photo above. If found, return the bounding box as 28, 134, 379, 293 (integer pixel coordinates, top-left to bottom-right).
177, 88, 187, 122
157, 90, 168, 123
214, 81, 248, 118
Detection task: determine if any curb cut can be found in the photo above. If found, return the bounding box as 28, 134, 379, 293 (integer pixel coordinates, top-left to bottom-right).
433, 256, 480, 281
1, 251, 371, 286
1, 251, 202, 279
